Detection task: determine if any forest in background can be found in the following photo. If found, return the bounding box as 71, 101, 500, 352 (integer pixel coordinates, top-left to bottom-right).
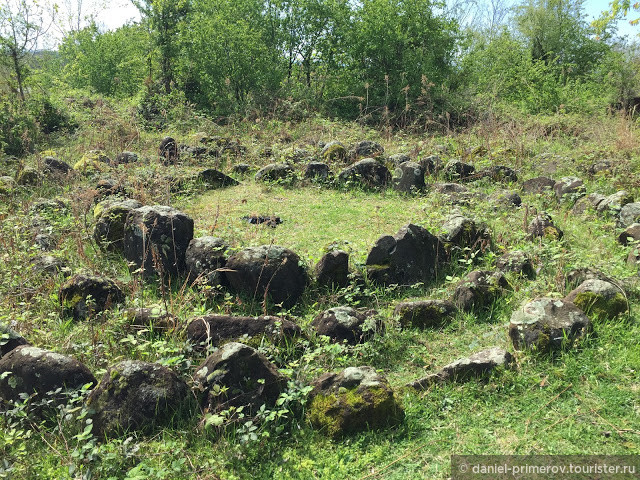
1, 0, 639, 154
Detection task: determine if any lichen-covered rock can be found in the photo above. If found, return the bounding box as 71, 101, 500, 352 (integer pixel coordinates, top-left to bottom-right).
509, 298, 592, 352
93, 199, 143, 253
187, 314, 301, 348
159, 137, 178, 165
94, 178, 128, 201
349, 140, 384, 159
617, 202, 640, 228
311, 307, 378, 344
16, 167, 41, 186
443, 159, 475, 181
618, 223, 640, 245
565, 279, 627, 319
392, 162, 425, 193
439, 214, 491, 252
307, 366, 403, 437
193, 342, 286, 413
0, 324, 29, 358
564, 267, 612, 291
315, 250, 349, 289
495, 250, 536, 279
321, 141, 347, 163
393, 300, 456, 329
522, 176, 556, 194
123, 205, 194, 278
255, 163, 296, 183
408, 347, 513, 389
554, 176, 585, 201
87, 361, 188, 437
597, 190, 633, 215
572, 193, 606, 215
527, 212, 563, 240
185, 236, 229, 288
59, 274, 125, 320
197, 169, 240, 189
452, 270, 510, 311
0, 346, 95, 405
30, 198, 70, 217
366, 223, 445, 286
225, 245, 308, 309
337, 158, 391, 190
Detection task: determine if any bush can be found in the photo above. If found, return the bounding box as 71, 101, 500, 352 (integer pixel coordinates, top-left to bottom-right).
0, 95, 37, 156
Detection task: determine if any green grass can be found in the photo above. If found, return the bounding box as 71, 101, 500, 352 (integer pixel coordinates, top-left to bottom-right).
1, 103, 639, 479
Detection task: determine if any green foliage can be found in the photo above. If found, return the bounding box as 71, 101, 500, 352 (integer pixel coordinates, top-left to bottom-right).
0, 93, 37, 155
59, 23, 148, 97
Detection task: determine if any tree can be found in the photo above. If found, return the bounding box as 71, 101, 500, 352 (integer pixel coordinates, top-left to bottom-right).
0, 0, 54, 101
514, 0, 610, 78
132, 0, 189, 94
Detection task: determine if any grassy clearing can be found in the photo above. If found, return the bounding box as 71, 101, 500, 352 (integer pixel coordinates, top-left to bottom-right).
0, 107, 639, 479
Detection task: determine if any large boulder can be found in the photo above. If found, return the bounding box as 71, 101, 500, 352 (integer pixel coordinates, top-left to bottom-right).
408, 347, 513, 389
392, 162, 425, 193
186, 314, 301, 348
439, 214, 491, 252
321, 141, 347, 163
509, 298, 592, 352
0, 346, 96, 405
522, 176, 556, 194
393, 300, 457, 329
443, 159, 475, 181
337, 158, 391, 190
315, 250, 350, 289
572, 193, 606, 215
495, 250, 536, 279
366, 223, 445, 286
43, 156, 72, 176
123, 205, 194, 278
565, 279, 627, 319
16, 167, 42, 186
254, 163, 296, 183
452, 270, 510, 311
596, 190, 633, 216
618, 223, 640, 246
304, 162, 332, 182
159, 136, 178, 165
185, 236, 229, 288
554, 176, 585, 201
86, 361, 188, 437
617, 202, 640, 228
225, 245, 308, 309
93, 199, 143, 253
311, 307, 378, 344
307, 366, 403, 437
59, 274, 125, 320
193, 342, 286, 413
197, 169, 239, 189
